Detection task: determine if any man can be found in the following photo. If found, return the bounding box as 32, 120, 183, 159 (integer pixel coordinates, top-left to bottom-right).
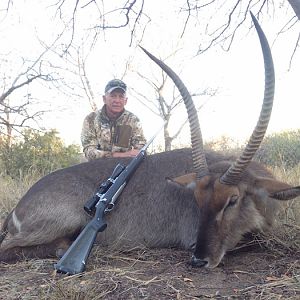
81, 79, 146, 161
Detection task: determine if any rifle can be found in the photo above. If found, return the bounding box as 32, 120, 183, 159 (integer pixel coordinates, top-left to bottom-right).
54, 125, 163, 275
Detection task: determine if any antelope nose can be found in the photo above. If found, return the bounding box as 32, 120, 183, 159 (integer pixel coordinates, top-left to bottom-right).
190, 255, 207, 268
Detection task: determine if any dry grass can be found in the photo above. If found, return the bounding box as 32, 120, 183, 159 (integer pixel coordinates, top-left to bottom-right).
0, 173, 40, 219
0, 246, 299, 299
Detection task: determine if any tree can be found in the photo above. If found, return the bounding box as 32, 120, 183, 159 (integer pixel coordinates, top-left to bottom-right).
0, 9, 75, 141
0, 57, 56, 156
0, 2, 96, 148
130, 59, 217, 151
0, 67, 53, 139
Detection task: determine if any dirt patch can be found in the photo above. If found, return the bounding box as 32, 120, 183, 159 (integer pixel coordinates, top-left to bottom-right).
1, 241, 299, 300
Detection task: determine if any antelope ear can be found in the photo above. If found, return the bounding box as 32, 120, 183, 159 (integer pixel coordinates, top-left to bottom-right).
257, 177, 300, 201
166, 173, 197, 190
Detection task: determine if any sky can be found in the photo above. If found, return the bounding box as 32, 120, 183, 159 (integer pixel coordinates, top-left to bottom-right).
1, 1, 299, 149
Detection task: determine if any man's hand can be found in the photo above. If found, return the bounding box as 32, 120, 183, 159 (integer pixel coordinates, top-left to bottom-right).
85, 148, 112, 161
112, 149, 139, 158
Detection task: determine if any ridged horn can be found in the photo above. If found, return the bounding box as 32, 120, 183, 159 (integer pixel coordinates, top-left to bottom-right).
220, 12, 275, 185
140, 46, 209, 179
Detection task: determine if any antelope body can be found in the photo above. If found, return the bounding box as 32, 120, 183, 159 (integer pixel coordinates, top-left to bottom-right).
1, 14, 299, 268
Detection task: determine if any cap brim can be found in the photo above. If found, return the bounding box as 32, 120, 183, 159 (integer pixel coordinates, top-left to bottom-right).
106, 86, 126, 94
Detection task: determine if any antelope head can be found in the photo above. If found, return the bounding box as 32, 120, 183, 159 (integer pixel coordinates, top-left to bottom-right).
141, 12, 300, 268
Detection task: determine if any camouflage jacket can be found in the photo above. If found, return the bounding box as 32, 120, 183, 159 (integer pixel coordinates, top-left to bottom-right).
81, 105, 146, 161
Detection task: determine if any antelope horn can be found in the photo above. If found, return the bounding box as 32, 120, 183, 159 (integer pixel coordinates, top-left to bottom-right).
220, 12, 275, 185
140, 46, 209, 179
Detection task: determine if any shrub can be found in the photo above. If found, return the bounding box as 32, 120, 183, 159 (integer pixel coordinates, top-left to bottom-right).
255, 129, 300, 169
0, 129, 81, 178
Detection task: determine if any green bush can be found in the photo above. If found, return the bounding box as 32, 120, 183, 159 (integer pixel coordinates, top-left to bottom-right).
0, 129, 81, 178
255, 129, 300, 169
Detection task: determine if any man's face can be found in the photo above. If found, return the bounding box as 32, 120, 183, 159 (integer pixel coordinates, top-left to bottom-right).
103, 89, 128, 115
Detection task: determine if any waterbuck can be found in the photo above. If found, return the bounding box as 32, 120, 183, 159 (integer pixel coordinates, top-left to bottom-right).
1, 14, 299, 269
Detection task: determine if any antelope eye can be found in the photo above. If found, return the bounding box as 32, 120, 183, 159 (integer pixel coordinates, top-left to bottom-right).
227, 195, 239, 207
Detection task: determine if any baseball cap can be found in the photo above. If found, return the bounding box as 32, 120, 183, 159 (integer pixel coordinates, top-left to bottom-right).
104, 79, 127, 94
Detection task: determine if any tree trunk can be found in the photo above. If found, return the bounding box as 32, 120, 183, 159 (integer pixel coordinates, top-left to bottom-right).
164, 126, 172, 151
288, 0, 300, 19
4, 99, 12, 147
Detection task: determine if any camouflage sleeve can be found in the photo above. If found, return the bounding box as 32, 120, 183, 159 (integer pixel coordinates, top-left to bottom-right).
84, 147, 112, 161
130, 118, 147, 150
81, 112, 111, 161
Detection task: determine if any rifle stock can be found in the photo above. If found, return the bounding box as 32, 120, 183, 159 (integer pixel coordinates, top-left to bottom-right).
54, 201, 107, 274
54, 153, 146, 274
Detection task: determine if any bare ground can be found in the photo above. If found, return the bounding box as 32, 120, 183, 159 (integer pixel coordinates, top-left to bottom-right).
1, 235, 299, 300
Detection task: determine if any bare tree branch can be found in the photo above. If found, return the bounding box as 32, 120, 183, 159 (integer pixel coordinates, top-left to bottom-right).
0, 74, 48, 104
197, 0, 248, 53
288, 31, 300, 70
93, 0, 140, 29
179, 0, 299, 65
272, 14, 299, 70
0, 0, 13, 14
76, 48, 98, 111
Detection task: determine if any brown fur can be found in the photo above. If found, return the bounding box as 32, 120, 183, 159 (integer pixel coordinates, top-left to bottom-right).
170, 157, 300, 268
